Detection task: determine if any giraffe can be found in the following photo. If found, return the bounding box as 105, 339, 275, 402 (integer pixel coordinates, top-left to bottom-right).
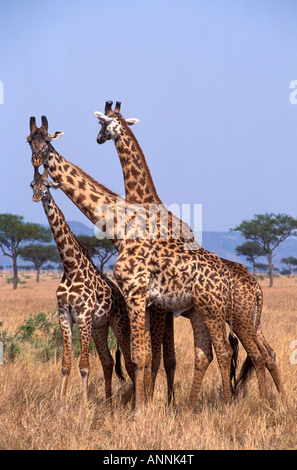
95, 101, 198, 404
28, 115, 238, 416
30, 166, 135, 405
94, 101, 284, 401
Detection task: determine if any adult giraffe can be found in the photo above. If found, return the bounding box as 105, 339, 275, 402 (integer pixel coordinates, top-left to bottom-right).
28, 115, 236, 416
95, 101, 211, 405
30, 166, 135, 405
94, 101, 284, 400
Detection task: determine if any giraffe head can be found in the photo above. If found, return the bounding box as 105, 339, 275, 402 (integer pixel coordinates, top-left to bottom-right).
94, 101, 139, 144
27, 116, 64, 168
30, 167, 60, 202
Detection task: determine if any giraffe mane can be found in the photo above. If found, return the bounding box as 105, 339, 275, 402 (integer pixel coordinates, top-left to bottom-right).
60, 156, 121, 201
118, 116, 163, 205
73, 234, 98, 269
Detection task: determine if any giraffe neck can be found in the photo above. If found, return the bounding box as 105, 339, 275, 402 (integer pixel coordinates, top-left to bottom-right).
113, 119, 197, 246
45, 145, 196, 247
42, 194, 89, 273
45, 146, 149, 247
114, 118, 163, 205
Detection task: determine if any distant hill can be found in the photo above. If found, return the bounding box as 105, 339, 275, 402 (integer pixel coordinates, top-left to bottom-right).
67, 220, 94, 237
1, 221, 297, 271
201, 231, 245, 263
201, 231, 297, 270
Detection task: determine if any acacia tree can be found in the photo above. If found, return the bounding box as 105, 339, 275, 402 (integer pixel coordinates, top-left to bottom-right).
232, 213, 297, 287
255, 263, 269, 273
19, 244, 59, 282
0, 214, 52, 289
77, 235, 118, 272
235, 241, 265, 275
281, 256, 297, 275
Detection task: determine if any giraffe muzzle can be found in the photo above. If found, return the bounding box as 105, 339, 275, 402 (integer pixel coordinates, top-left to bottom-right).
32, 195, 42, 202
32, 155, 41, 167
97, 135, 105, 144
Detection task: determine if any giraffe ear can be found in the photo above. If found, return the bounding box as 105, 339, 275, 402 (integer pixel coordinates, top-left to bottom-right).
49, 131, 64, 141
125, 118, 139, 126
94, 111, 112, 124
49, 181, 61, 190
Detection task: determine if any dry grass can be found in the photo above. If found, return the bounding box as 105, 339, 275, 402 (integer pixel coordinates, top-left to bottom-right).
0, 270, 58, 330
0, 271, 296, 450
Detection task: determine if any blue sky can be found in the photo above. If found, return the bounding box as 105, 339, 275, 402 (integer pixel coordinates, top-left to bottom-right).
1, 0, 297, 235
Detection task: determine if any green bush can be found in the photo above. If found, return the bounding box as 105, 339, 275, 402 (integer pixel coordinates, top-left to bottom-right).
6, 277, 26, 285
0, 311, 117, 363
0, 329, 20, 361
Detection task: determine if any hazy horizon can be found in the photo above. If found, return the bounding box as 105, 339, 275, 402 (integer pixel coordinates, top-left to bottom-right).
1, 1, 297, 232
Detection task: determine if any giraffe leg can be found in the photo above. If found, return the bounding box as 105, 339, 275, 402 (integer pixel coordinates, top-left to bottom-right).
109, 313, 135, 406
58, 304, 73, 401
257, 328, 284, 395
258, 327, 276, 358
193, 293, 233, 405
92, 323, 114, 404
188, 310, 213, 408
144, 308, 153, 403
77, 316, 92, 405
162, 313, 176, 406
125, 296, 148, 417
234, 326, 268, 399
149, 306, 166, 402
109, 313, 135, 385
210, 332, 233, 405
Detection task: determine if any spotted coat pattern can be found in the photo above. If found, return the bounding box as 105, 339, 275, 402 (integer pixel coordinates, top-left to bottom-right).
28, 117, 236, 414
95, 102, 284, 401
28, 116, 283, 414
30, 168, 135, 405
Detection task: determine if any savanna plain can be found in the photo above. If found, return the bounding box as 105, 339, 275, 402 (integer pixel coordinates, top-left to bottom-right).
0, 270, 296, 450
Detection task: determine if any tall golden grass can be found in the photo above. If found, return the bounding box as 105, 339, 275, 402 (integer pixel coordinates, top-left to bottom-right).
0, 271, 296, 450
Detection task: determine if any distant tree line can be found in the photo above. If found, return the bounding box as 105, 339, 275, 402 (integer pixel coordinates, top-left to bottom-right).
233, 213, 297, 287
0, 213, 117, 289
2, 211, 297, 290
0, 214, 53, 289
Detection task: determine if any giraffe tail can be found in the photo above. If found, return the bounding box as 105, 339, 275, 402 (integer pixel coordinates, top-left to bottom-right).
228, 273, 239, 396
253, 288, 263, 331
234, 356, 254, 396
229, 332, 239, 396
115, 343, 125, 382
